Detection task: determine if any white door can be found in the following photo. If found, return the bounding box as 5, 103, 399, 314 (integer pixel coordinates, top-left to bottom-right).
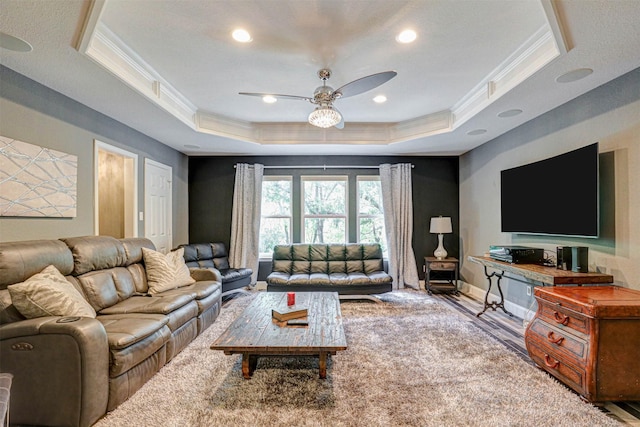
144, 159, 172, 253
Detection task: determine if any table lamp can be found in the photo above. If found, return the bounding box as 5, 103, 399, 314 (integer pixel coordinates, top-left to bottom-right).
430, 216, 452, 260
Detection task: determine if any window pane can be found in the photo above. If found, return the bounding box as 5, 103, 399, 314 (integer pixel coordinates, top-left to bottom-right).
359, 217, 387, 253
304, 180, 346, 215
261, 179, 291, 216
304, 218, 346, 243
259, 217, 291, 254
358, 179, 383, 215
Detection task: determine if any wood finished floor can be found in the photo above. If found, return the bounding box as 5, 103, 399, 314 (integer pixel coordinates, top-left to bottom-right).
433, 290, 640, 426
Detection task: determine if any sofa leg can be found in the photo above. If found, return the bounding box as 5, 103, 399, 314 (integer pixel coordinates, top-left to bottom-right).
338, 295, 384, 304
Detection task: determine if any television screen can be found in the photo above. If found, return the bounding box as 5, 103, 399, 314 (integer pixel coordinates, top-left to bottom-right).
500, 143, 599, 237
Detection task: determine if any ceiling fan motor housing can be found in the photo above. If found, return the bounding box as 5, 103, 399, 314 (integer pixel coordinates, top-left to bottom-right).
313, 85, 335, 105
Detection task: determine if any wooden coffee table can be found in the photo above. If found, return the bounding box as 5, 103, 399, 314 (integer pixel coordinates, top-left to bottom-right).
211, 292, 347, 379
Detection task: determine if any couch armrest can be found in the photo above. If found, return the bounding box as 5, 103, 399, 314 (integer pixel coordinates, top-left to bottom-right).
190, 267, 222, 283
0, 316, 109, 427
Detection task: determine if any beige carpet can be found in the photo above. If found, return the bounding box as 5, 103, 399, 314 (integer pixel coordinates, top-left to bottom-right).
95, 290, 620, 427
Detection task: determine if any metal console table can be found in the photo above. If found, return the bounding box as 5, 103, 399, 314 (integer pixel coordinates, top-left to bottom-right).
467, 256, 614, 317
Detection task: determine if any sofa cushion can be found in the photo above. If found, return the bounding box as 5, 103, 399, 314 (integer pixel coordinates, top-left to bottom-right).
98, 293, 194, 316
97, 314, 170, 377
142, 248, 195, 294
76, 268, 135, 312
329, 273, 351, 285
162, 281, 221, 301
0, 239, 74, 288
61, 236, 127, 276
8, 265, 96, 319
120, 238, 155, 266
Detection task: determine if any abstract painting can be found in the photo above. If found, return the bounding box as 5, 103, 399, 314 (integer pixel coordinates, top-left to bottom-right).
0, 136, 77, 217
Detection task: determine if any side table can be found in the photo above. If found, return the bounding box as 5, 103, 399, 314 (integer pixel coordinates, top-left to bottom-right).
424, 257, 459, 295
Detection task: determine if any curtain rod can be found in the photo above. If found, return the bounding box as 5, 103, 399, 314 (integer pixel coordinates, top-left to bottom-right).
234, 164, 414, 169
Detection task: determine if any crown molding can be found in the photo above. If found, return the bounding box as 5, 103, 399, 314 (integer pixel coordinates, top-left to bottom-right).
77, 0, 564, 148
452, 23, 561, 128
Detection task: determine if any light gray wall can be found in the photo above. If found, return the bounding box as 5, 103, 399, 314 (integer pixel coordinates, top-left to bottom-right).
0, 66, 189, 246
460, 67, 640, 310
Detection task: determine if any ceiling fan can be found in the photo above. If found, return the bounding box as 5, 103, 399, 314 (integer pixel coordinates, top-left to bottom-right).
239, 68, 397, 129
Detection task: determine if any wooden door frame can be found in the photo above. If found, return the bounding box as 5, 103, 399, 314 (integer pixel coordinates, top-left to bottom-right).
94, 140, 138, 237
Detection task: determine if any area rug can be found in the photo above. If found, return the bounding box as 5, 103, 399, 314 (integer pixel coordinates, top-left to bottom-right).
95, 290, 620, 427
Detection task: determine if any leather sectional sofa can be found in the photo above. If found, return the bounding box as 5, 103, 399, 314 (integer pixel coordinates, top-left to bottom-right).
0, 236, 222, 427
179, 242, 253, 295
266, 243, 393, 297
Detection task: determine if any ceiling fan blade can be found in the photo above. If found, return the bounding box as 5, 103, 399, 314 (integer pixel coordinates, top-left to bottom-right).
334, 107, 344, 129
239, 92, 313, 102
333, 71, 397, 99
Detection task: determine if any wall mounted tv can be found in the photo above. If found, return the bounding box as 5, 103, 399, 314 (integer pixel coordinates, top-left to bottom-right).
500, 143, 599, 238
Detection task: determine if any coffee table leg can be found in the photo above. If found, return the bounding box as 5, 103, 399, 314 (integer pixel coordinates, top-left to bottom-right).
319, 352, 327, 379
242, 353, 258, 379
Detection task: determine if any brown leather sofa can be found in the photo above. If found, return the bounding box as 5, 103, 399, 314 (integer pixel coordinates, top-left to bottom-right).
0, 236, 222, 427
266, 243, 393, 296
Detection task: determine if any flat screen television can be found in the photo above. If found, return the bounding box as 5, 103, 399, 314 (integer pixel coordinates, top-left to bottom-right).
500, 143, 599, 238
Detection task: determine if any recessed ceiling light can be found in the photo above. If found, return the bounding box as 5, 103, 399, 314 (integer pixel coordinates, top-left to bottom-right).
373, 95, 387, 103
184, 144, 200, 149
396, 29, 417, 44
497, 109, 523, 118
262, 95, 277, 104
556, 68, 593, 83
232, 29, 252, 43
0, 31, 32, 52
467, 129, 487, 136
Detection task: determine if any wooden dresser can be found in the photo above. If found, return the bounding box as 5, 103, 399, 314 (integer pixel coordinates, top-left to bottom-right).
525, 286, 640, 403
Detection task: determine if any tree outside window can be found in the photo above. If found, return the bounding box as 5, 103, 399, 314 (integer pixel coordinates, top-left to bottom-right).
302, 176, 347, 243
357, 176, 387, 254
259, 177, 292, 257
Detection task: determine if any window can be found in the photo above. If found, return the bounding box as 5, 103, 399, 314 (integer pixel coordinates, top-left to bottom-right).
259, 177, 292, 257
258, 173, 387, 257
302, 176, 347, 243
357, 176, 387, 254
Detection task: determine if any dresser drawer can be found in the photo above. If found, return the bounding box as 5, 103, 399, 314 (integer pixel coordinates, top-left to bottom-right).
429, 262, 456, 270
527, 341, 587, 396
526, 318, 588, 362
537, 299, 591, 335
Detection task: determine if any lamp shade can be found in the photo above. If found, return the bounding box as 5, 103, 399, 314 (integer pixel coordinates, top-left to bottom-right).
430, 216, 452, 234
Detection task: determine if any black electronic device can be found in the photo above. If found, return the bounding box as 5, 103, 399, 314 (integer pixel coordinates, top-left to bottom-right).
500, 143, 599, 238
571, 246, 589, 273
556, 246, 573, 270
489, 245, 544, 264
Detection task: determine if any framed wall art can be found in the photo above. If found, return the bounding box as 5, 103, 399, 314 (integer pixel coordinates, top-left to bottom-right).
0, 135, 77, 217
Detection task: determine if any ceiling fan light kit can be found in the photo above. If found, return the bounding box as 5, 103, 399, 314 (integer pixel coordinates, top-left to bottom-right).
240, 68, 397, 129
308, 106, 342, 128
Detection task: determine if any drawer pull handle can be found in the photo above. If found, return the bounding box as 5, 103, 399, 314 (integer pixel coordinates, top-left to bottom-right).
547, 331, 565, 345
553, 311, 569, 326
544, 354, 560, 369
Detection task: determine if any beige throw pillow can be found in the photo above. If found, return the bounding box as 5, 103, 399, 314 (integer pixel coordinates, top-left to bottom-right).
142, 247, 195, 294
8, 265, 96, 319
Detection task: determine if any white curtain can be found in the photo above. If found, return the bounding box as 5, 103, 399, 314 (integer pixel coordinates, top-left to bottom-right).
379, 163, 419, 290
229, 163, 264, 284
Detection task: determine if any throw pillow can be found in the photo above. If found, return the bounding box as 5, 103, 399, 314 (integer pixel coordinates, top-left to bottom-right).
142, 247, 195, 294
8, 265, 96, 319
